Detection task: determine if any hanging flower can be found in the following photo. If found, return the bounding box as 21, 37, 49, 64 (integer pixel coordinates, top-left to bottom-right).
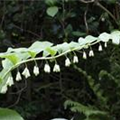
73, 55, 79, 63
98, 44, 103, 51
6, 76, 14, 87
44, 63, 51, 73
83, 51, 87, 59
53, 64, 60, 72
33, 65, 39, 76
16, 71, 22, 81
22, 67, 31, 78
89, 49, 94, 57
65, 57, 71, 67
104, 42, 107, 48
1, 85, 8, 94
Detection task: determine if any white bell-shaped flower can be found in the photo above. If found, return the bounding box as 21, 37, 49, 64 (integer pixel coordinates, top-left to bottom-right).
53, 64, 60, 72
16, 71, 22, 81
104, 42, 107, 48
22, 67, 31, 78
65, 57, 71, 67
33, 66, 39, 76
83, 51, 87, 59
73, 55, 79, 63
1, 85, 8, 94
44, 63, 51, 73
51, 118, 68, 120
6, 76, 14, 87
98, 44, 103, 51
51, 117, 74, 120
89, 50, 94, 57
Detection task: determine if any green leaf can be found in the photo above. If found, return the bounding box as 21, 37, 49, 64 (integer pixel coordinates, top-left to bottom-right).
98, 32, 110, 42
6, 48, 30, 60
53, 42, 70, 53
65, 24, 73, 35
111, 30, 120, 45
0, 108, 24, 120
7, 47, 27, 53
29, 41, 53, 54
72, 31, 86, 37
45, 0, 57, 6
2, 59, 14, 69
3, 54, 20, 65
85, 35, 98, 43
27, 51, 37, 58
46, 6, 58, 17
69, 41, 80, 50
78, 35, 97, 47
64, 100, 107, 118
43, 47, 57, 57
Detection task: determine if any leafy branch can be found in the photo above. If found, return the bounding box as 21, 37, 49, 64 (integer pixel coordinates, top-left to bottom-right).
0, 30, 120, 94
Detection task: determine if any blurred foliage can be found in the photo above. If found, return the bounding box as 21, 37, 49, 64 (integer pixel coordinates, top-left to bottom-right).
0, 0, 120, 120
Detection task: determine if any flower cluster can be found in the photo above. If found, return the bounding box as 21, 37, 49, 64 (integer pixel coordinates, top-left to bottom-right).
1, 41, 106, 94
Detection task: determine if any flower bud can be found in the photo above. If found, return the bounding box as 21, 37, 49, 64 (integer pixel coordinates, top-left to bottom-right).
98, 44, 103, 51
89, 50, 94, 57
104, 42, 107, 48
65, 58, 71, 67
16, 71, 22, 81
33, 66, 39, 76
6, 76, 14, 87
53, 64, 60, 72
1, 85, 8, 94
73, 56, 79, 63
22, 67, 31, 78
44, 63, 51, 73
83, 51, 87, 59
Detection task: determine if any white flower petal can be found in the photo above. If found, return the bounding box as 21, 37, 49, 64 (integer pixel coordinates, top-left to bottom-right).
83, 51, 87, 59
22, 67, 31, 78
33, 66, 39, 76
104, 42, 107, 48
16, 71, 22, 81
98, 44, 103, 51
65, 58, 71, 67
1, 85, 8, 94
6, 76, 14, 87
53, 64, 60, 72
73, 56, 79, 63
44, 64, 51, 73
89, 50, 94, 57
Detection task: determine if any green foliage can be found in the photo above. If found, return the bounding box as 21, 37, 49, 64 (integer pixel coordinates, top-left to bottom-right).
47, 6, 59, 17
0, 108, 24, 120
64, 100, 107, 120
